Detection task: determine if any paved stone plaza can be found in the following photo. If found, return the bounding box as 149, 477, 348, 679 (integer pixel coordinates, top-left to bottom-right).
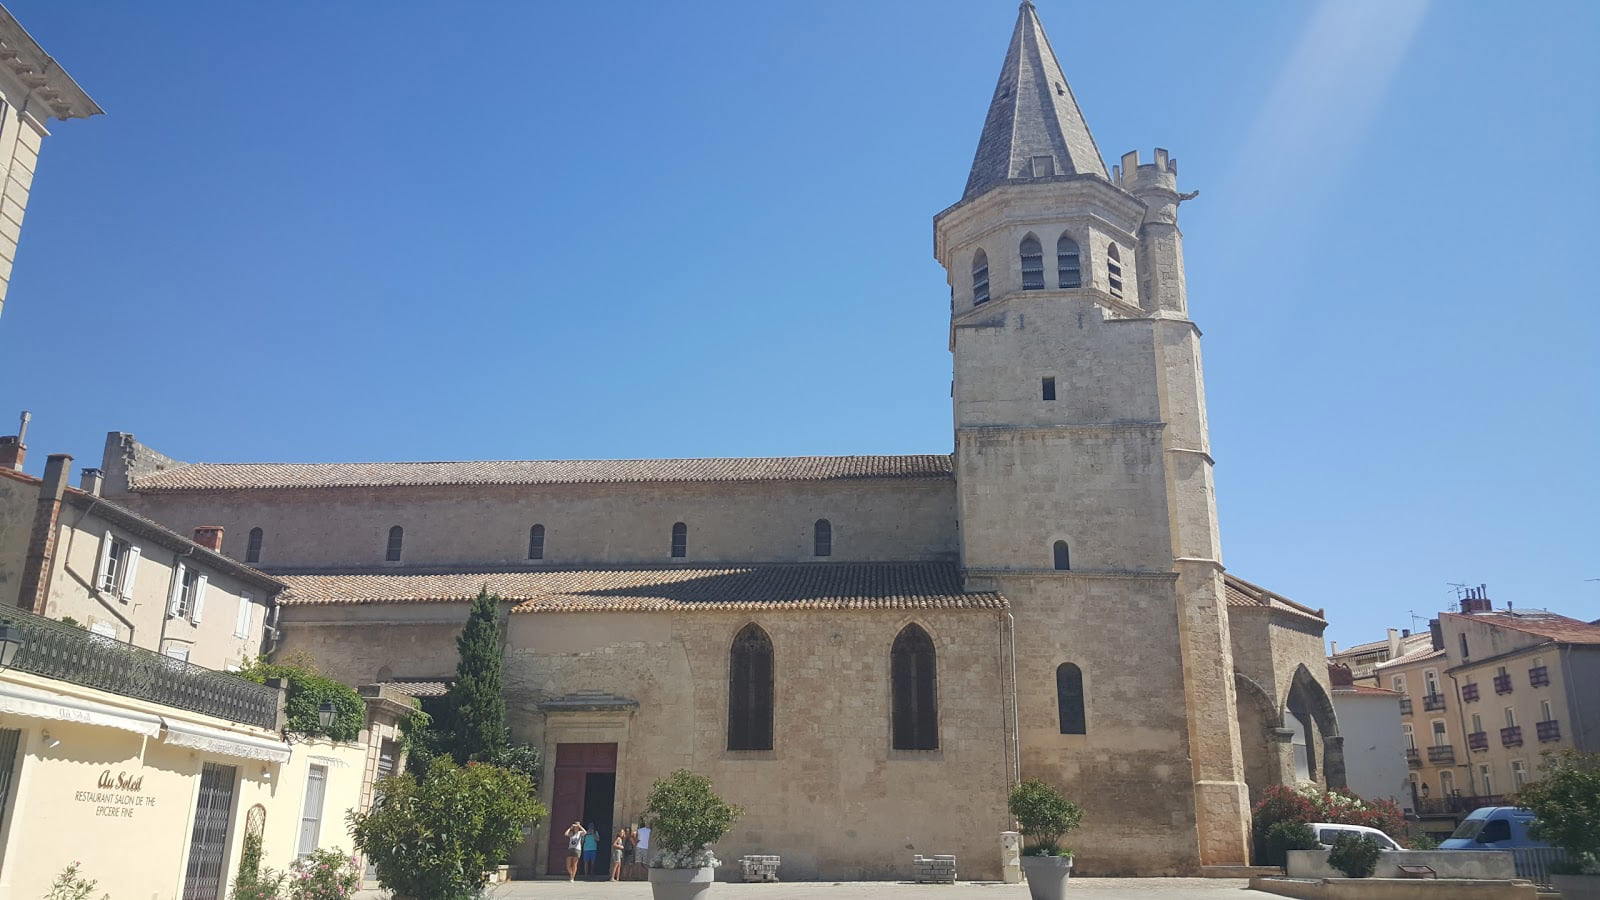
357, 879, 1271, 899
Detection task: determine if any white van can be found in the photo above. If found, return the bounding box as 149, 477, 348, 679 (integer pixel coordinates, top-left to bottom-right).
1307, 823, 1403, 850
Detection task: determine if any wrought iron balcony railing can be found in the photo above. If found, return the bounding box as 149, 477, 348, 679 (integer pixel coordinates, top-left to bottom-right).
1468, 731, 1489, 751
1428, 744, 1456, 765
1537, 719, 1561, 743
1405, 747, 1421, 768
1529, 666, 1550, 688
0, 605, 278, 730
1462, 683, 1480, 702
1501, 726, 1523, 748
1423, 692, 1447, 712
1494, 674, 1513, 694
1416, 793, 1506, 817
1399, 697, 1413, 715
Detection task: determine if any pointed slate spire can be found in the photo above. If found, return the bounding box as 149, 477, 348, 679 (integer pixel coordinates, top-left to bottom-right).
964, 1, 1108, 199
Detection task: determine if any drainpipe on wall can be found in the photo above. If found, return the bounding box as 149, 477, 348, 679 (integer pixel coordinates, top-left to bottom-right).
17, 453, 71, 614
999, 610, 1020, 788
1447, 671, 1477, 797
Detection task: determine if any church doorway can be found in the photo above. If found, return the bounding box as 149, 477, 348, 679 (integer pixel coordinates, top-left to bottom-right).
545, 743, 618, 876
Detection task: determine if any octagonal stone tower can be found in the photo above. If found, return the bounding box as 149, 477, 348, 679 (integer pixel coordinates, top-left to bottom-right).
935, 1, 1250, 872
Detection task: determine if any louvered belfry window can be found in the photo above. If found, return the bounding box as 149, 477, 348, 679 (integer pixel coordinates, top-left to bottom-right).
728, 624, 774, 751
972, 250, 990, 305
1057, 233, 1081, 288
891, 624, 939, 750
1020, 234, 1045, 290
1107, 244, 1124, 297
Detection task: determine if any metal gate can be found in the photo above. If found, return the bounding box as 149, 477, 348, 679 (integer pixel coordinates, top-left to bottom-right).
182, 762, 238, 900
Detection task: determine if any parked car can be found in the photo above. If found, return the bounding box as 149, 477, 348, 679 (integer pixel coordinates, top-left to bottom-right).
1307, 823, 1403, 850
1439, 806, 1549, 850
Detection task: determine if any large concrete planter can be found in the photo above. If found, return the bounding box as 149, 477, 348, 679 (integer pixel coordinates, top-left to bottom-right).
648, 865, 716, 900
1553, 874, 1600, 900
1021, 855, 1074, 900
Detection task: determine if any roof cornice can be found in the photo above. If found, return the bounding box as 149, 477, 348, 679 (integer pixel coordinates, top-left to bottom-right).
0, 7, 102, 122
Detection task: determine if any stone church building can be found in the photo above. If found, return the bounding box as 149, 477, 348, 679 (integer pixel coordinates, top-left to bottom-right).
95, 2, 1342, 879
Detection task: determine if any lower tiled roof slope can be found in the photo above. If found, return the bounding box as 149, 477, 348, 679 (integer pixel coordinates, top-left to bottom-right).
131, 454, 954, 491
274, 562, 1002, 613
1224, 574, 1326, 622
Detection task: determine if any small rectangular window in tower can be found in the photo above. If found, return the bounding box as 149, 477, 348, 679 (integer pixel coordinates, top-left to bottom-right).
1030, 155, 1055, 177
1041, 377, 1056, 401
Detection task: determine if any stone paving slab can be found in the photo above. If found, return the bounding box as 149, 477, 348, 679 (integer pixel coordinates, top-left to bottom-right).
357, 878, 1271, 899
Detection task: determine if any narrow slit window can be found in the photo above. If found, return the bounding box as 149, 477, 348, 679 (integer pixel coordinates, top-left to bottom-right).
813, 519, 832, 557
528, 524, 545, 560
671, 522, 687, 558
1041, 377, 1056, 401
971, 250, 990, 305
1057, 234, 1081, 288
1020, 234, 1045, 290
386, 526, 404, 562
245, 527, 264, 564
1052, 540, 1070, 571
891, 624, 938, 750
727, 624, 774, 751
1056, 663, 1086, 734
1106, 244, 1123, 298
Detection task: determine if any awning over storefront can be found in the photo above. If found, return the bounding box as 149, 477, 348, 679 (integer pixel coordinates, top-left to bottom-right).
160, 718, 291, 764
0, 680, 165, 737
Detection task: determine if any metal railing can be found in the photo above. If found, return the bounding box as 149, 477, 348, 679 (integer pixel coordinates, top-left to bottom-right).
1537, 719, 1561, 742
1468, 731, 1489, 751
1494, 673, 1513, 694
1501, 725, 1524, 747
1427, 744, 1456, 764
1423, 692, 1447, 712
1529, 666, 1550, 687
1405, 747, 1421, 768
1415, 793, 1505, 816
1399, 697, 1413, 715
1461, 682, 1480, 702
1513, 847, 1567, 887
0, 606, 278, 729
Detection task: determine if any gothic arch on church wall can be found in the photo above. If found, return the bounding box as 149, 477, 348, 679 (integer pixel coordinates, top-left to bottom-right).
1234, 670, 1285, 805
1284, 663, 1345, 791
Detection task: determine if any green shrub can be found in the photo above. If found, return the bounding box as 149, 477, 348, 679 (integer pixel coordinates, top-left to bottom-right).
239, 659, 363, 741
1327, 833, 1382, 878
348, 759, 545, 900
641, 770, 741, 868
488, 743, 543, 789
287, 848, 360, 900
1402, 828, 1440, 851
230, 868, 285, 900
1260, 821, 1319, 867
1515, 749, 1600, 875
45, 863, 107, 900
1007, 778, 1083, 857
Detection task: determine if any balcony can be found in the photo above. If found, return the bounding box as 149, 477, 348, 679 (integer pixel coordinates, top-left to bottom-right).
1423, 692, 1447, 712
1468, 731, 1489, 751
1537, 720, 1561, 743
1428, 745, 1456, 765
1461, 682, 1480, 702
1529, 666, 1550, 688
1500, 726, 1523, 748
1416, 794, 1507, 817
1406, 747, 1421, 768
0, 605, 278, 730
1399, 697, 1413, 715
1494, 674, 1513, 695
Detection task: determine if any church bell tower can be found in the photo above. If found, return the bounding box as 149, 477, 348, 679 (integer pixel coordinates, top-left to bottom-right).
935, 1, 1251, 870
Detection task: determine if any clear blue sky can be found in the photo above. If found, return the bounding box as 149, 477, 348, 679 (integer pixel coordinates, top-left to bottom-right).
1, 1, 1595, 646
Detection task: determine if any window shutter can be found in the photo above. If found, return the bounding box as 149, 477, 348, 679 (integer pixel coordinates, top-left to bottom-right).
120, 546, 142, 600
95, 530, 115, 592
191, 574, 209, 623
235, 594, 252, 639
168, 564, 186, 617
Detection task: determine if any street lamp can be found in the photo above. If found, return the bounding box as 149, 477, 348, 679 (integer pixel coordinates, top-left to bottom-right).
1420, 783, 1430, 798
0, 623, 21, 669
317, 700, 336, 730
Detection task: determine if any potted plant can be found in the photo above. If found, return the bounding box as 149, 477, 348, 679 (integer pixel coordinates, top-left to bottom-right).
642, 770, 742, 900
1515, 750, 1600, 900
1009, 778, 1084, 900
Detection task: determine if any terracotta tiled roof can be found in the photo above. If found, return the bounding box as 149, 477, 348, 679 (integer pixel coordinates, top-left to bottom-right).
1223, 574, 1325, 622
276, 562, 1003, 613
1375, 645, 1445, 669
370, 680, 451, 698
1334, 684, 1402, 696
129, 455, 955, 492
1441, 610, 1600, 646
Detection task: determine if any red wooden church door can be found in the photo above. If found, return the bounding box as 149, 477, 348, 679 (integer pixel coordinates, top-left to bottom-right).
545, 743, 618, 875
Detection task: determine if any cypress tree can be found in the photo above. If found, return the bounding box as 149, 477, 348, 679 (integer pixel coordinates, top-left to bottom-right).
443, 587, 509, 763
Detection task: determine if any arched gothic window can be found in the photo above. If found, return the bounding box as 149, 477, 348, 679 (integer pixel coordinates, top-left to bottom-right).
1056, 663, 1086, 734
1052, 540, 1070, 571
528, 524, 545, 560
1106, 244, 1124, 298
727, 624, 774, 751
671, 522, 687, 558
972, 250, 990, 305
891, 624, 938, 750
385, 526, 404, 562
1056, 234, 1081, 288
1020, 234, 1045, 290
246, 527, 263, 563
813, 519, 832, 557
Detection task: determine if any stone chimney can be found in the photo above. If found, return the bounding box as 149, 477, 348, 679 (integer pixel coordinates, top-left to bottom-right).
19, 453, 71, 614
0, 410, 30, 471
1429, 618, 1444, 652
192, 526, 224, 552
1386, 627, 1401, 658
79, 467, 103, 496
1459, 584, 1492, 614
1327, 663, 1354, 688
